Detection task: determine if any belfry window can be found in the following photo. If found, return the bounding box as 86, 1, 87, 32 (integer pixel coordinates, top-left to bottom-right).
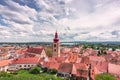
54, 44, 56, 47
54, 49, 56, 51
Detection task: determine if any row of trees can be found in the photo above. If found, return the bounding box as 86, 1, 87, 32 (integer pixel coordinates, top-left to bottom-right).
82, 43, 119, 51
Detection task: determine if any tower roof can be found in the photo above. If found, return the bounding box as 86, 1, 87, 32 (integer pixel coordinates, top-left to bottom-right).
55, 31, 58, 38
54, 31, 59, 43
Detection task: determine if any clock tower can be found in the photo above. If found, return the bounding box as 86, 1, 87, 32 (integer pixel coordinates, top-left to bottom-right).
52, 31, 60, 57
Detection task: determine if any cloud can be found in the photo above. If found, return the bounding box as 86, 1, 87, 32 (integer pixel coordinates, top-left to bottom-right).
0, 0, 120, 42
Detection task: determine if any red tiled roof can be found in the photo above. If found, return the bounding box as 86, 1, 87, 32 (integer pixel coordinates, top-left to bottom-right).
0, 59, 11, 67
72, 63, 88, 78
26, 48, 43, 54
81, 56, 90, 64
108, 63, 120, 77
42, 62, 50, 68
11, 57, 40, 64
65, 53, 78, 63
55, 57, 65, 63
24, 54, 36, 57
58, 63, 73, 73
49, 62, 60, 70
0, 52, 8, 56
91, 61, 108, 73
15, 49, 22, 54
48, 57, 56, 62
116, 78, 120, 80
89, 56, 106, 62
76, 57, 82, 63
48, 57, 65, 63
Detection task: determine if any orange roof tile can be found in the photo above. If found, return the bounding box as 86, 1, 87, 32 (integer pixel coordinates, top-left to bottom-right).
108, 63, 120, 77
0, 59, 11, 67
42, 62, 50, 68
0, 52, 8, 56
72, 63, 88, 78
11, 57, 40, 64
58, 63, 73, 73
89, 56, 106, 62
27, 48, 43, 54
65, 53, 78, 63
55, 57, 65, 63
91, 61, 108, 73
49, 62, 60, 70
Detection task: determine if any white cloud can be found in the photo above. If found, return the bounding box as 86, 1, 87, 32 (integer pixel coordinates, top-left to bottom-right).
0, 0, 120, 42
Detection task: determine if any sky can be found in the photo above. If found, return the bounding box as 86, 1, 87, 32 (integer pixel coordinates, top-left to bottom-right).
0, 0, 120, 42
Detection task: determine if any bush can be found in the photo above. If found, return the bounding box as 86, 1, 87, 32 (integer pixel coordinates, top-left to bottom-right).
29, 66, 41, 74
0, 72, 13, 77
47, 69, 57, 74
17, 70, 28, 74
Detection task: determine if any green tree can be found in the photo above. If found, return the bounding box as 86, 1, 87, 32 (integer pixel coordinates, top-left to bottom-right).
47, 69, 57, 74
29, 66, 41, 74
95, 73, 115, 80
17, 70, 28, 74
46, 47, 53, 57
112, 48, 116, 51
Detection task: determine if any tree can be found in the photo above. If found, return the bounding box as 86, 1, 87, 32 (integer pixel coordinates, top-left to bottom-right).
17, 70, 28, 74
46, 47, 53, 57
97, 50, 101, 56
47, 69, 57, 74
112, 48, 116, 51
95, 73, 115, 80
29, 66, 41, 74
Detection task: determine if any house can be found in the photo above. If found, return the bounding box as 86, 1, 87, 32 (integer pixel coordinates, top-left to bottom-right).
90, 61, 108, 80
57, 63, 73, 78
48, 62, 60, 70
76, 57, 82, 63
72, 47, 80, 53
26, 47, 46, 58
0, 53, 9, 60
108, 63, 120, 78
41, 61, 60, 70
0, 59, 11, 72
82, 48, 92, 56
81, 56, 90, 65
65, 53, 78, 63
48, 56, 65, 63
72, 63, 90, 80
8, 57, 41, 72
89, 56, 106, 62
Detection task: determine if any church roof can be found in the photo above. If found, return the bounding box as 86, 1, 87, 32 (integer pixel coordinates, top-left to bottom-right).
26, 48, 44, 54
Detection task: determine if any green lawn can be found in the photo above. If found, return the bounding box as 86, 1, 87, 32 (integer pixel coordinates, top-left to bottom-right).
0, 70, 64, 80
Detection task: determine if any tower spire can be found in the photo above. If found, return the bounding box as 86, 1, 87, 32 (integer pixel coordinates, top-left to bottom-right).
54, 30, 59, 43
55, 30, 58, 38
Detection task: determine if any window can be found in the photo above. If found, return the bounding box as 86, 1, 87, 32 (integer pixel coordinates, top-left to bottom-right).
24, 65, 26, 67
54, 44, 56, 47
54, 49, 56, 51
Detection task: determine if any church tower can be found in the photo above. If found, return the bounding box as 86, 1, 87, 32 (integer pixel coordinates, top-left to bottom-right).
52, 31, 60, 57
